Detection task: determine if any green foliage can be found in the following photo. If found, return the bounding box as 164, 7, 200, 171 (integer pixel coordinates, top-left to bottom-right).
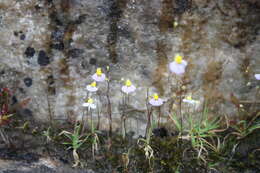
137, 126, 154, 171
230, 112, 260, 139
171, 106, 224, 163
59, 123, 88, 167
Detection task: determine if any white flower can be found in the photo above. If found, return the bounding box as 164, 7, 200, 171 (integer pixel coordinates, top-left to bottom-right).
121, 79, 136, 94
183, 96, 199, 105
86, 81, 98, 92
149, 93, 163, 107
92, 68, 106, 82
255, 74, 260, 80
169, 54, 188, 75
82, 98, 96, 109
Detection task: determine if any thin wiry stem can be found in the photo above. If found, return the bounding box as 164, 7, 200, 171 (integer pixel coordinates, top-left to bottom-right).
145, 88, 153, 137
158, 106, 161, 127
106, 79, 112, 137
121, 93, 127, 139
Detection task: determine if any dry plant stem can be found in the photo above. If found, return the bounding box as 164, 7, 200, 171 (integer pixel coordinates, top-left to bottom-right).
96, 93, 102, 130
82, 108, 89, 133
121, 93, 127, 139
46, 92, 53, 128
0, 128, 11, 147
176, 77, 183, 157
81, 91, 90, 133
145, 88, 153, 137
252, 87, 260, 112
90, 110, 95, 160
90, 109, 93, 131
158, 106, 161, 127
106, 80, 112, 136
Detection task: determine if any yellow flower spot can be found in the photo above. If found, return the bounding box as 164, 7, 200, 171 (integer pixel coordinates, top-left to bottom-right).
96, 68, 102, 76
186, 96, 192, 100
173, 21, 178, 28
153, 93, 159, 100
125, 79, 132, 87
2, 115, 8, 121
90, 81, 96, 87
86, 98, 93, 104
174, 54, 183, 64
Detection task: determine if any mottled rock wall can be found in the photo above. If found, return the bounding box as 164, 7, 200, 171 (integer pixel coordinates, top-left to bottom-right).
0, 0, 259, 135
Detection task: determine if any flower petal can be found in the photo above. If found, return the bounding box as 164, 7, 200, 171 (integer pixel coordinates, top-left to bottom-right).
86, 85, 98, 92
149, 98, 163, 106
255, 74, 260, 80
169, 62, 186, 75
92, 73, 106, 82
82, 103, 89, 107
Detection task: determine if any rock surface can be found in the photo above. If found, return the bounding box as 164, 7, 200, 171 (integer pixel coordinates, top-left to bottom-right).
0, 158, 95, 173
0, 0, 259, 136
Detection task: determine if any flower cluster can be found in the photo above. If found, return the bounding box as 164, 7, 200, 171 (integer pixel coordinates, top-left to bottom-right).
83, 53, 189, 109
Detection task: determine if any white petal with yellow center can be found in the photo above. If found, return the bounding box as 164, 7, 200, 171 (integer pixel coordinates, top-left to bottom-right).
149, 94, 163, 106
86, 82, 98, 92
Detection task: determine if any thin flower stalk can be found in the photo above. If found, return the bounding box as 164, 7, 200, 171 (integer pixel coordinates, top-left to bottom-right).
105, 68, 112, 137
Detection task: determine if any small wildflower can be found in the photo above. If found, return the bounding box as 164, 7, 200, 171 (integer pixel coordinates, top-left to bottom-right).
169, 54, 188, 75
92, 68, 106, 82
173, 21, 178, 28
86, 81, 98, 92
255, 74, 260, 80
183, 95, 199, 105
82, 98, 96, 109
149, 93, 163, 107
121, 79, 136, 94
0, 114, 12, 126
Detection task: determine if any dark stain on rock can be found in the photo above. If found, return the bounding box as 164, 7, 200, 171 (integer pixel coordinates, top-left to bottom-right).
153, 42, 168, 95
218, 1, 260, 49
73, 14, 87, 25
239, 56, 250, 79
203, 61, 223, 85
22, 108, 33, 117
20, 34, 26, 40
0, 148, 39, 162
174, 0, 192, 14
153, 127, 168, 138
12, 96, 18, 105
50, 42, 64, 50
68, 48, 84, 58
13, 31, 19, 36
51, 29, 64, 42
159, 0, 174, 32
60, 0, 71, 13
107, 0, 128, 64
49, 11, 63, 26
23, 77, 33, 87
46, 75, 56, 95
24, 47, 35, 58
89, 58, 97, 65
38, 50, 50, 66
19, 88, 26, 94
